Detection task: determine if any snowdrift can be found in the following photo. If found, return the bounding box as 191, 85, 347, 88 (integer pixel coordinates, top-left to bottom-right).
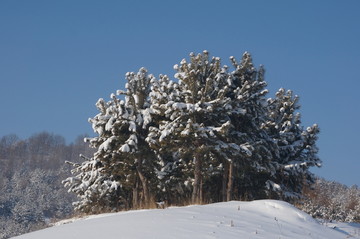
13, 200, 359, 239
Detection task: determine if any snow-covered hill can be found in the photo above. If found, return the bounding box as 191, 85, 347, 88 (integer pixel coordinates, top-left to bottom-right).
13, 200, 360, 239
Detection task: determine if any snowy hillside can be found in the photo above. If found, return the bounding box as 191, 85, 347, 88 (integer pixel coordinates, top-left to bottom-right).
13, 200, 360, 239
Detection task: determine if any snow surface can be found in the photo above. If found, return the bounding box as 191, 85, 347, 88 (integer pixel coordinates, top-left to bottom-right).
13, 200, 360, 239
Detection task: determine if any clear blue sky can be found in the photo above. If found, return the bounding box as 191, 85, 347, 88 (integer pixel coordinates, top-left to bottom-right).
1, 0, 359, 186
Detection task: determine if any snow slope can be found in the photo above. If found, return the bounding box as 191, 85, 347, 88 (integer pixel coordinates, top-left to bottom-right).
13, 200, 360, 239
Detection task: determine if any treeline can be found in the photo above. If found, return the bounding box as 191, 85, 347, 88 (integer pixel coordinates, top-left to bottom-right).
64, 51, 321, 213
0, 132, 93, 239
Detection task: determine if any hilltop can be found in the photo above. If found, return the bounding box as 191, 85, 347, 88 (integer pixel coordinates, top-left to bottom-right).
13, 200, 360, 239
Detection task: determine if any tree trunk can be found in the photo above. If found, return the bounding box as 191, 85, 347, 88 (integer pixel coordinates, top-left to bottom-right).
226, 161, 234, 201
192, 157, 202, 204
222, 160, 229, 201
132, 180, 139, 209
200, 177, 203, 203
137, 165, 150, 208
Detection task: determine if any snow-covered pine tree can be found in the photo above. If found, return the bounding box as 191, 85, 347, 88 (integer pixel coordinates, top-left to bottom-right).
224, 52, 279, 200
147, 73, 195, 204
63, 68, 159, 213
147, 51, 265, 204
264, 88, 321, 199
148, 52, 235, 204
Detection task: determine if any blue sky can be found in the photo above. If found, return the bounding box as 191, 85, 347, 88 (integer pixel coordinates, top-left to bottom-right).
0, 0, 359, 186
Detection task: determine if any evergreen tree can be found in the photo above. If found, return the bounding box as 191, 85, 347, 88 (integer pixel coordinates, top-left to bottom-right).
147, 51, 275, 203
147, 51, 241, 204
264, 88, 321, 199
224, 53, 278, 200
63, 68, 159, 212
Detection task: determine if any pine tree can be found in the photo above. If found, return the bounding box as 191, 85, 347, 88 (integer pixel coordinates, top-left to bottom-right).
63, 68, 159, 213
147, 51, 237, 204
147, 51, 273, 203
223, 53, 279, 200
264, 88, 321, 199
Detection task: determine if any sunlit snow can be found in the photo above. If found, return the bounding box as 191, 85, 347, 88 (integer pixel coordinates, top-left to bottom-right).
13, 200, 360, 239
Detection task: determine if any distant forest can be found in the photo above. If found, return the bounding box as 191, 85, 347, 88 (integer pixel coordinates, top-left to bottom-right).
0, 132, 93, 239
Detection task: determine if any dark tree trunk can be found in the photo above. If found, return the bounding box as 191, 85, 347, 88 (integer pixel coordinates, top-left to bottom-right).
132, 180, 139, 209
227, 161, 234, 201
192, 157, 202, 204
200, 177, 203, 203
222, 160, 229, 201
137, 165, 151, 208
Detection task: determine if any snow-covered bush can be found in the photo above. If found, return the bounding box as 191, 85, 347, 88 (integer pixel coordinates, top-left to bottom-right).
299, 178, 360, 222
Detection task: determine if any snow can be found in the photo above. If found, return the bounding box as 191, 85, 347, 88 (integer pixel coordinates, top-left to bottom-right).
128, 121, 136, 132
98, 136, 116, 152
119, 144, 130, 153
12, 200, 359, 239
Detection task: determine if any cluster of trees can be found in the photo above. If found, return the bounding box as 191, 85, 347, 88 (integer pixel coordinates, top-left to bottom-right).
299, 178, 360, 223
0, 133, 93, 239
64, 51, 321, 213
